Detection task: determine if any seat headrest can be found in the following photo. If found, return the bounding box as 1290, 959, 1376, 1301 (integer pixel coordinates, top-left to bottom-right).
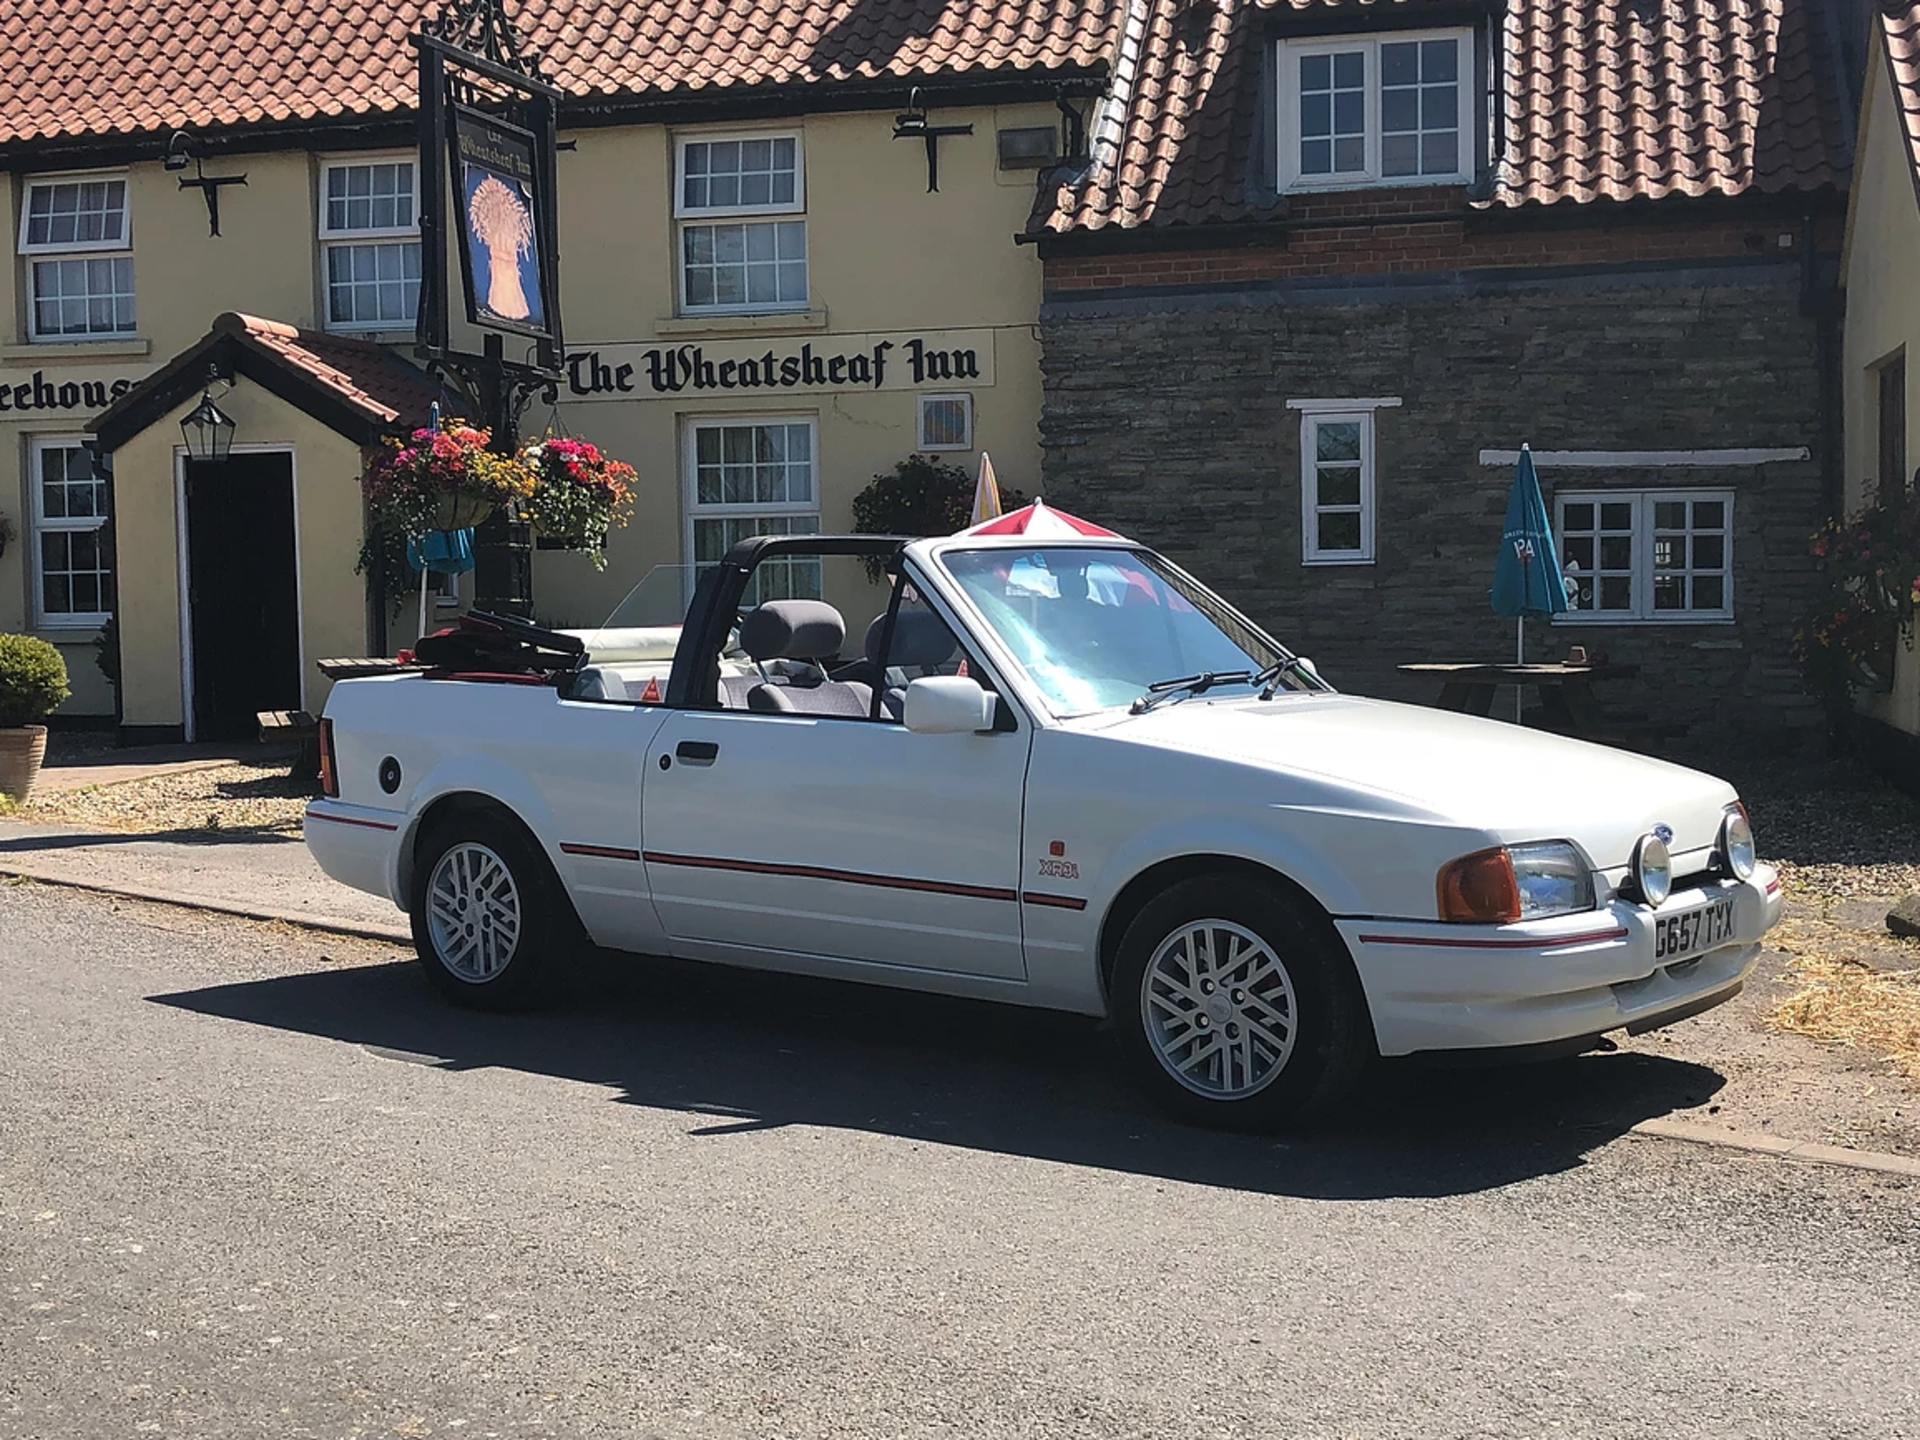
740, 599, 846, 661
864, 610, 958, 669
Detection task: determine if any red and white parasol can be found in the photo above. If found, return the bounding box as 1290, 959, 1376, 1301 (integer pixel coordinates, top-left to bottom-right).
957, 499, 1125, 539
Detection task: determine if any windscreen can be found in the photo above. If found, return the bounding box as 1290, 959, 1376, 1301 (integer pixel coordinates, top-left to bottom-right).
938, 547, 1294, 715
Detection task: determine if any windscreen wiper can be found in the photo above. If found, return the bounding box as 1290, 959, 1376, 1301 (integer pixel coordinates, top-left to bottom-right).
1258, 656, 1322, 700
1129, 669, 1258, 715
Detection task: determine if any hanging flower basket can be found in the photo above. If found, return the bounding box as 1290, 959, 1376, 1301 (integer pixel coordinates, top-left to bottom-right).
521, 437, 638, 571
363, 421, 535, 543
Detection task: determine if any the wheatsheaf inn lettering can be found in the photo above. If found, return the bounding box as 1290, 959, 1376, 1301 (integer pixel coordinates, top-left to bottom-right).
566, 332, 987, 399
457, 131, 532, 181
0, 371, 137, 413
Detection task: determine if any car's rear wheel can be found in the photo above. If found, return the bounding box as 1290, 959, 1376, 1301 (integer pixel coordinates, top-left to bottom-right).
1111, 875, 1371, 1130
409, 812, 571, 1009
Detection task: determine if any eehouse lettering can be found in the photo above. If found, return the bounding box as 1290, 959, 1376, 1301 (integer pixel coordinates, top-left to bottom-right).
568, 337, 983, 399
0, 371, 137, 413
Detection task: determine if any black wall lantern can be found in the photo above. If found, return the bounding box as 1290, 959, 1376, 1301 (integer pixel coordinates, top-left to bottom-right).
180, 367, 237, 461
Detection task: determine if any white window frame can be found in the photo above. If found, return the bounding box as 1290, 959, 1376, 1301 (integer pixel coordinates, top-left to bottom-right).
681, 415, 822, 602
29, 436, 113, 629
917, 393, 974, 451
1554, 489, 1736, 625
674, 131, 809, 316
17, 170, 132, 256
318, 155, 422, 333
1276, 28, 1475, 192
20, 170, 136, 342
1291, 397, 1399, 565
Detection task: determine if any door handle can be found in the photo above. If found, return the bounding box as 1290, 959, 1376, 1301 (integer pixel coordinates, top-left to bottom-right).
675, 740, 720, 766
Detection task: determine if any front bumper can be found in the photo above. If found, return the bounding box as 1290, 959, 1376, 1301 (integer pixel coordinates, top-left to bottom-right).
1338, 866, 1784, 1057
305, 799, 407, 910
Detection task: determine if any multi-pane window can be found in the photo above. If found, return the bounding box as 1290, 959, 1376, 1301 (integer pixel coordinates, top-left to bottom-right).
320, 159, 421, 331
1281, 31, 1471, 189
1298, 409, 1377, 563
31, 441, 114, 627
19, 175, 135, 340
676, 134, 808, 314
1557, 491, 1734, 622
686, 419, 820, 603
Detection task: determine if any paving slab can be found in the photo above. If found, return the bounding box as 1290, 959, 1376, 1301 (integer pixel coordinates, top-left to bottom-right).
0, 818, 408, 941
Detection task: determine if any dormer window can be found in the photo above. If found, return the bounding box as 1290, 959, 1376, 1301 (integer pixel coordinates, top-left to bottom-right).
1277, 28, 1473, 191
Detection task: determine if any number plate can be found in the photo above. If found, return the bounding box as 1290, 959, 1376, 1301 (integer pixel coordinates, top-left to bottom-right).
1653, 897, 1737, 962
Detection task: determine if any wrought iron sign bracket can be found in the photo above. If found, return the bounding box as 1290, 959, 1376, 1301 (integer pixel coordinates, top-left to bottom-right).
892, 88, 973, 193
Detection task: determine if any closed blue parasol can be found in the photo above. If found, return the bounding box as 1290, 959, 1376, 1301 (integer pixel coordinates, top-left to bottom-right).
1490, 444, 1569, 717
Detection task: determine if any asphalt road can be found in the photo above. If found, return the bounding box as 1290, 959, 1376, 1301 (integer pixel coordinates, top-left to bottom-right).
2, 882, 1917, 1440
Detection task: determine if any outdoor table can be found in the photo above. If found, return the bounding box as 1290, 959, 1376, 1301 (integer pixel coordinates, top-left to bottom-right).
317, 657, 429, 681
1396, 662, 1641, 739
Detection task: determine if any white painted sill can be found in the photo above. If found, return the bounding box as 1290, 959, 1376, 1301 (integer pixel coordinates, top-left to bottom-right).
3, 337, 152, 359
656, 309, 829, 337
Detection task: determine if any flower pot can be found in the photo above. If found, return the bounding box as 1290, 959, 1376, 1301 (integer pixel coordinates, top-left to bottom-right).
0, 725, 48, 802
434, 490, 499, 531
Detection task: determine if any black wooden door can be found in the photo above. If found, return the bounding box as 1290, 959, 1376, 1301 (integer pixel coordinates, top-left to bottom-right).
185, 454, 301, 742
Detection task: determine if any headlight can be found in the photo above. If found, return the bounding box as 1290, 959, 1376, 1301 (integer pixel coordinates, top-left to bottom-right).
1508, 841, 1597, 920
1720, 804, 1756, 881
1630, 832, 1673, 907
1437, 841, 1595, 923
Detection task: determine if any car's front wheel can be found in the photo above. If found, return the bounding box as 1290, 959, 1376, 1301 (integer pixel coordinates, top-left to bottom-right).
1111, 875, 1371, 1130
409, 812, 572, 1009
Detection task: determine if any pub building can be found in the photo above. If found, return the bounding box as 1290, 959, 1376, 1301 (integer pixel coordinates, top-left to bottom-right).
1029, 0, 1867, 746
0, 0, 1112, 741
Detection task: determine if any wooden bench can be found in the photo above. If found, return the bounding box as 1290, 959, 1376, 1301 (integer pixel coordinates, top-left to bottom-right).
257, 709, 320, 784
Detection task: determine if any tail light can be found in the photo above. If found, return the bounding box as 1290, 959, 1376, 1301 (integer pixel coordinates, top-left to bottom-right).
1436, 847, 1521, 923
318, 717, 339, 798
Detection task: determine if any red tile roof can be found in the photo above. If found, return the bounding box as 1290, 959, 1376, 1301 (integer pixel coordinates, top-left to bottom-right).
218, 313, 444, 430
1883, 1, 1920, 195
1037, 0, 1854, 234
0, 0, 1122, 150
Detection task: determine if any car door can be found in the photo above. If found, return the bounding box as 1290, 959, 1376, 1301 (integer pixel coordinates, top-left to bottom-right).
641, 606, 1031, 981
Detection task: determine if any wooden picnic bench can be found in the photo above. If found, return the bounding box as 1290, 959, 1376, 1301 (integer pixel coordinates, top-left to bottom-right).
257, 708, 320, 783
1395, 661, 1683, 748
317, 657, 430, 681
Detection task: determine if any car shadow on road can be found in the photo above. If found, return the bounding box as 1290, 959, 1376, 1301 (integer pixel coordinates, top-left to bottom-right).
151, 949, 1727, 1201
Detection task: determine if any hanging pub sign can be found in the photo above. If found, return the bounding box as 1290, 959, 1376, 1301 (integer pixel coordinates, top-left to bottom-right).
412, 0, 564, 375
447, 104, 552, 340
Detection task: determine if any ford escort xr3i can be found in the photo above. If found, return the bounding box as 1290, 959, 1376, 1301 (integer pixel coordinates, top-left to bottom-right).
307, 533, 1781, 1129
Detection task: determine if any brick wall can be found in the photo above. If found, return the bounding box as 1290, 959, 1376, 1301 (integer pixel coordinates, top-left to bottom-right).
1038, 264, 1829, 742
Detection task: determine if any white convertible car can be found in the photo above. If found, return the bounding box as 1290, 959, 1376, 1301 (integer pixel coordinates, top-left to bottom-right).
307, 532, 1782, 1129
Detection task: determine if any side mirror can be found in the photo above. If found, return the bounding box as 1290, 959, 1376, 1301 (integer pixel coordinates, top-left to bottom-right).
902, 675, 996, 734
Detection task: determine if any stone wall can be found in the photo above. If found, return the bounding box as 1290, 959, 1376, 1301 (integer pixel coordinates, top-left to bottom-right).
1038, 260, 1829, 743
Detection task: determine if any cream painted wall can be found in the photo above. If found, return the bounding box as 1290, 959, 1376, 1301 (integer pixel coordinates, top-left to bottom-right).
534, 103, 1056, 631
1841, 41, 1920, 736
6, 100, 1056, 726
110, 386, 369, 732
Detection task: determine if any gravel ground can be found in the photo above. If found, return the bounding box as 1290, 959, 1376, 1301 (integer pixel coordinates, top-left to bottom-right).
2, 762, 310, 836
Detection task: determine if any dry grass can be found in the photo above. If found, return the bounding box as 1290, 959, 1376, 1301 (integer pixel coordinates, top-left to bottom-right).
1766, 914, 1920, 1081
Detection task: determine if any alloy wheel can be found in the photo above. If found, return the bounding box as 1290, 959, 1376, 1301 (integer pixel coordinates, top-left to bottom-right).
1141, 918, 1299, 1099
425, 841, 523, 983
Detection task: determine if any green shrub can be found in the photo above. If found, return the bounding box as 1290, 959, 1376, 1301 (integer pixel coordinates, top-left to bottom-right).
0, 634, 71, 728
850, 454, 1027, 581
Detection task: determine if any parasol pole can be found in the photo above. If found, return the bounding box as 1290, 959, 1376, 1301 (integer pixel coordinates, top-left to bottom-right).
419, 542, 430, 643
1515, 616, 1523, 722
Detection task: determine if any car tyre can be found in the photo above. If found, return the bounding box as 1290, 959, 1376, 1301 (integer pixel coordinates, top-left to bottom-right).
409, 811, 574, 1010
1111, 875, 1371, 1131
